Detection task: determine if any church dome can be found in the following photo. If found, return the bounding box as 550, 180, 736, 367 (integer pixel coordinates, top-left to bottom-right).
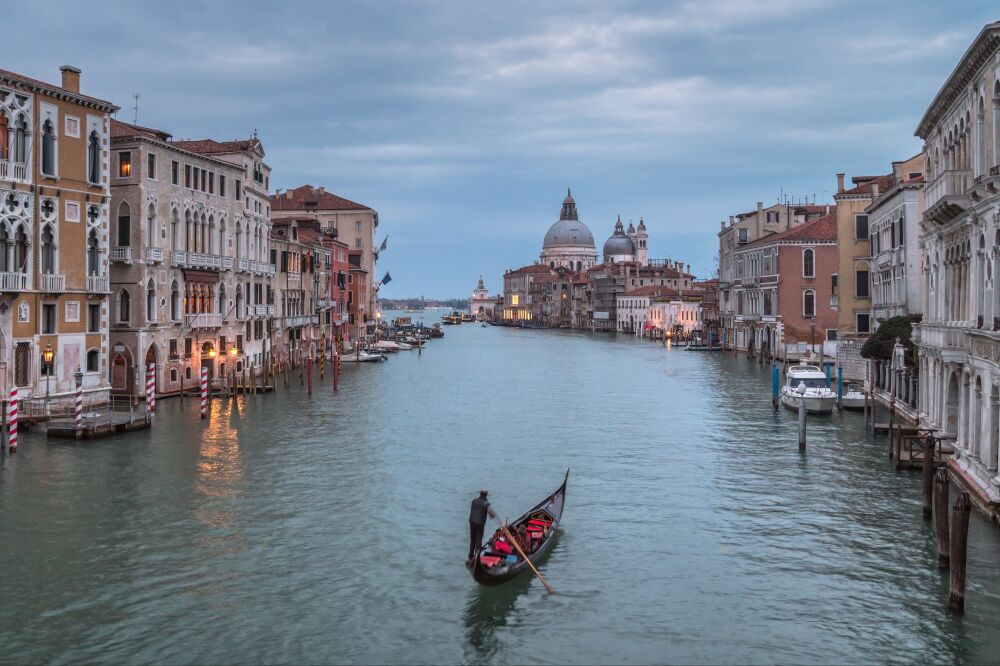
603, 217, 634, 258
542, 188, 596, 249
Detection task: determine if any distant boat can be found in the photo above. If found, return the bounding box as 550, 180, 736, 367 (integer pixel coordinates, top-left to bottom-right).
355, 350, 387, 362
373, 341, 400, 353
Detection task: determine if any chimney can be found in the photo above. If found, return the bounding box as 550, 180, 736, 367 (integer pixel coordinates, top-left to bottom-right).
756, 201, 763, 214
872, 182, 880, 198
60, 65, 81, 93
317, 186, 325, 194
836, 173, 845, 193
285, 190, 293, 200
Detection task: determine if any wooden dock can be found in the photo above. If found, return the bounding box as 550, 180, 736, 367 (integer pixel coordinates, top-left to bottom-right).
46, 411, 151, 439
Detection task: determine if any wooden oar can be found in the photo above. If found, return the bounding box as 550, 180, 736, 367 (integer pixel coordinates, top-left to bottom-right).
488, 507, 555, 594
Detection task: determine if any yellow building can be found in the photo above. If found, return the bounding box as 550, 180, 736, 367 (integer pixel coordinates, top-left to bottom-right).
0, 66, 117, 405
832, 172, 891, 338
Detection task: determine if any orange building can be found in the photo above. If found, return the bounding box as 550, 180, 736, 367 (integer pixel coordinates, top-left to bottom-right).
0, 66, 118, 405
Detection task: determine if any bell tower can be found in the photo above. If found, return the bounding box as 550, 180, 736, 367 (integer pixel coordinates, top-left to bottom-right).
635, 217, 648, 266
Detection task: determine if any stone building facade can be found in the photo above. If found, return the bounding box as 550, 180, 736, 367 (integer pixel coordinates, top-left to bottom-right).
269, 217, 328, 361
866, 153, 926, 329
913, 21, 1000, 510
272, 186, 379, 344
0, 66, 117, 405
109, 121, 273, 395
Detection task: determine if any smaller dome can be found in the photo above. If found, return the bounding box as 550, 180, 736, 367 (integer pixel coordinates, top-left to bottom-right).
603, 216, 635, 259
637, 217, 646, 232
627, 222, 635, 234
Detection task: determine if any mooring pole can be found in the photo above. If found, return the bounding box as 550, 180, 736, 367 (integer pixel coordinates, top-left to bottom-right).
798, 394, 806, 453
921, 435, 935, 519
837, 366, 843, 411
948, 491, 971, 613
935, 467, 950, 569
772, 364, 779, 411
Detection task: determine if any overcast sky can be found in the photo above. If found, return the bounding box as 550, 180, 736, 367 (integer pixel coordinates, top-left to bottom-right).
8, 1, 998, 297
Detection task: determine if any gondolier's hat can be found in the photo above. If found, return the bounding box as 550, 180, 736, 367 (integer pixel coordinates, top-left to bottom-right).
480, 489, 488, 497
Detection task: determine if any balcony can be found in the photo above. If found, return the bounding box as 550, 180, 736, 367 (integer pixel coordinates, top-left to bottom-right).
110, 247, 133, 264
237, 258, 250, 273
145, 247, 163, 264
186, 252, 222, 270
221, 256, 234, 270
186, 313, 222, 328
247, 304, 275, 317
171, 251, 187, 267
0, 271, 29, 292
283, 314, 319, 327
0, 159, 28, 182
87, 275, 110, 293
39, 273, 65, 292
315, 298, 335, 310
913, 322, 970, 351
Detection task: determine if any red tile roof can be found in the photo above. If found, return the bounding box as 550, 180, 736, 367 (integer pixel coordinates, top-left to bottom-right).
271, 184, 370, 212
621, 285, 669, 297
839, 174, 892, 196
0, 68, 118, 111
110, 119, 172, 142
743, 212, 836, 247
172, 138, 260, 154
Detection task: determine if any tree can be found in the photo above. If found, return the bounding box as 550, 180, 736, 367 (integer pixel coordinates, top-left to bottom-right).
860, 315, 921, 366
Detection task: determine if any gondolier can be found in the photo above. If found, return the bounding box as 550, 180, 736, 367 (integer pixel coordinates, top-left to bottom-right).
468, 490, 490, 564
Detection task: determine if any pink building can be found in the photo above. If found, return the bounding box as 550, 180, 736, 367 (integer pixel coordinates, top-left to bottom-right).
732, 213, 838, 359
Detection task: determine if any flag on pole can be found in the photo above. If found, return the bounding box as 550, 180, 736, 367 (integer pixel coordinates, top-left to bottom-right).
379, 236, 388, 253
380, 271, 392, 286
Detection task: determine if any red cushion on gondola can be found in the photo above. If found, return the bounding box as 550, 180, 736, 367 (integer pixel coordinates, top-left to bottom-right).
527, 519, 550, 527
494, 540, 513, 554
480, 555, 501, 567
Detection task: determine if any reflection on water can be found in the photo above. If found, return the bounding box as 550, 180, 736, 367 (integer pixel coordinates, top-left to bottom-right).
1, 317, 1000, 664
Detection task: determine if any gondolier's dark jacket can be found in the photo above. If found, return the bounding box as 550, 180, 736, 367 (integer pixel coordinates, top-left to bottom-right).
469, 497, 489, 525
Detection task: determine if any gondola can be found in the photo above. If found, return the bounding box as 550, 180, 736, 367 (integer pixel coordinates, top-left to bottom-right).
469, 470, 568, 586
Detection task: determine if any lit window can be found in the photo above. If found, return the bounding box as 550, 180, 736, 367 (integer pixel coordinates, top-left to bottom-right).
118, 151, 132, 178
511, 294, 520, 306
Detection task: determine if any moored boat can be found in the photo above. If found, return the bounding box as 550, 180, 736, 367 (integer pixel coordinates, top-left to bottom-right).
373, 340, 400, 353
469, 471, 568, 586
355, 350, 387, 362
780, 361, 836, 414
841, 383, 866, 410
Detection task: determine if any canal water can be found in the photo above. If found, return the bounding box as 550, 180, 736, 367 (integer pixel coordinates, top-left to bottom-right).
2, 313, 1000, 664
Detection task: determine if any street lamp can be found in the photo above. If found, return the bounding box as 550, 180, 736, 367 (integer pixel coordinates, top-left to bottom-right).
42, 343, 54, 413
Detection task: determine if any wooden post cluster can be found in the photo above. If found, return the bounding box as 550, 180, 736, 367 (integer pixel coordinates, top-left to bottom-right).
921, 435, 935, 519
935, 467, 950, 569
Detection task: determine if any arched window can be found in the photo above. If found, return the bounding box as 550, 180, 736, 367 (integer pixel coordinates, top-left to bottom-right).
40, 225, 54, 274
146, 204, 156, 247
14, 225, 27, 272
802, 248, 815, 278
0, 226, 8, 272
146, 279, 156, 322
86, 348, 99, 373
977, 97, 987, 176
171, 209, 180, 250
117, 202, 131, 247
803, 289, 815, 318
170, 280, 179, 321
236, 289, 243, 319
208, 215, 216, 254
219, 284, 227, 315
119, 290, 131, 323
13, 115, 27, 164
200, 213, 208, 253
41, 119, 55, 176
185, 210, 193, 252
87, 131, 100, 183
236, 223, 242, 259
219, 219, 226, 255
87, 229, 99, 275
0, 112, 8, 160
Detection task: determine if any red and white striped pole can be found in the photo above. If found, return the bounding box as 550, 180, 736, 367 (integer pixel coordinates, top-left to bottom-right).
200, 367, 208, 420
146, 363, 156, 413
75, 376, 83, 435
8, 387, 17, 453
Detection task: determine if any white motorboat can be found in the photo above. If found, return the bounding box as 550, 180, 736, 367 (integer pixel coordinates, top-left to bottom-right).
396, 341, 415, 350
841, 383, 866, 410
373, 341, 400, 353
355, 350, 387, 362
780, 362, 837, 414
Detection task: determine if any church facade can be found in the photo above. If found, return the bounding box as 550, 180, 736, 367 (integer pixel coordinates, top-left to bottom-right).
539, 190, 598, 271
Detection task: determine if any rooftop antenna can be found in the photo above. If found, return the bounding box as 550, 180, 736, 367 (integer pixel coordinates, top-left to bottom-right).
132, 93, 140, 125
